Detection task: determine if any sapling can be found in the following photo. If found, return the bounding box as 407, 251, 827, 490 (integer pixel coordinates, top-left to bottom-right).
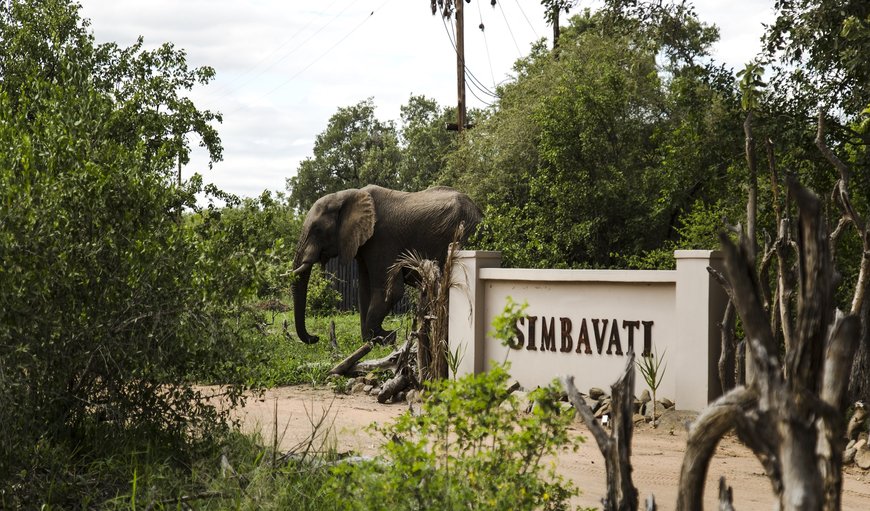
636, 348, 667, 428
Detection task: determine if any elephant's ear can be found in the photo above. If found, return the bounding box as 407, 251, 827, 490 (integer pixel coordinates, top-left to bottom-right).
338, 190, 376, 263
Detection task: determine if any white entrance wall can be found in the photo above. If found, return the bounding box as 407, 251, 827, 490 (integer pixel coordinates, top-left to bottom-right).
448, 250, 727, 411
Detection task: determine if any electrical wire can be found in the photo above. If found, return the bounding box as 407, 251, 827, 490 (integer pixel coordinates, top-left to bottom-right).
497, 0, 522, 57
263, 0, 393, 98
465, 76, 493, 107
441, 14, 498, 99
512, 0, 540, 38
476, 0, 497, 90
222, 0, 393, 117
207, 0, 345, 97
209, 0, 362, 102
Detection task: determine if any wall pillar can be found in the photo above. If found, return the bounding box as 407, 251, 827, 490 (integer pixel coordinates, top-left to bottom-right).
673, 250, 727, 411
448, 250, 502, 376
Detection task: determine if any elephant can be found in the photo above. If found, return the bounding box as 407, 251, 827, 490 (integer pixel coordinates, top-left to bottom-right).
291, 185, 482, 344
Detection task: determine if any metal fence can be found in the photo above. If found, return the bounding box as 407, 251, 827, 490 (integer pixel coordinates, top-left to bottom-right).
325, 259, 412, 314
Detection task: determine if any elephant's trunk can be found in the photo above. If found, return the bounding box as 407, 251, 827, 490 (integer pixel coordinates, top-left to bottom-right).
291, 253, 319, 344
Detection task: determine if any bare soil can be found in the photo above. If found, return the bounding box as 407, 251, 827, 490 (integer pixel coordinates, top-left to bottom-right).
235, 386, 870, 510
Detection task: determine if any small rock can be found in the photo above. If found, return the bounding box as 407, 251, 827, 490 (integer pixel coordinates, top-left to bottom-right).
644, 403, 663, 421
585, 396, 599, 410
406, 389, 421, 403
660, 397, 675, 409
844, 447, 857, 465
855, 445, 870, 470
351, 382, 366, 394
639, 389, 651, 403
854, 438, 867, 451
595, 402, 611, 418
370, 386, 381, 396
363, 384, 374, 394
364, 372, 379, 385
589, 387, 606, 400
847, 404, 867, 441
633, 413, 646, 424
396, 391, 406, 402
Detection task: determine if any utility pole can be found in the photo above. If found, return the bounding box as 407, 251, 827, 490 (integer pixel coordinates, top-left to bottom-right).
454, 0, 467, 132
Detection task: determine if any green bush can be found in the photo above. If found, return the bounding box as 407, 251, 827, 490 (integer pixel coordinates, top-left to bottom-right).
306, 265, 342, 316
0, 1, 254, 504
327, 364, 581, 511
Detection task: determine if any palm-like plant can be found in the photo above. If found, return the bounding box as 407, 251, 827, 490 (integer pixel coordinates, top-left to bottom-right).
636, 348, 667, 428
387, 223, 467, 382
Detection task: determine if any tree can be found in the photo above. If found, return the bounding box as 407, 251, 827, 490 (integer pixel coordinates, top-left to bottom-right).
287, 98, 400, 211
541, 0, 578, 49
765, 0, 870, 121
758, 0, 870, 404
397, 95, 457, 191
0, 1, 251, 503
448, 7, 742, 268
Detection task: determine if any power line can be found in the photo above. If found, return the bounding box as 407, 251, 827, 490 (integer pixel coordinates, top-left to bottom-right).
497, 0, 523, 57
476, 0, 497, 90
208, 0, 362, 102
223, 0, 392, 117
441, 14, 498, 99
263, 0, 392, 98
207, 0, 346, 97
512, 0, 540, 38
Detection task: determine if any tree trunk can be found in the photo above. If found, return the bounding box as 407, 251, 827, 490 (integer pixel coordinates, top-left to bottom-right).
564, 354, 639, 511
849, 290, 870, 404
676, 181, 860, 510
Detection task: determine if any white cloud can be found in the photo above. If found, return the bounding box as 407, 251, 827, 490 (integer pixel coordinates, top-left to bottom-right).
79, 0, 774, 200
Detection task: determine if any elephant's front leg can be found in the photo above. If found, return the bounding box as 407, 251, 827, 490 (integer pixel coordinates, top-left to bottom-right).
361, 262, 403, 343
357, 260, 372, 338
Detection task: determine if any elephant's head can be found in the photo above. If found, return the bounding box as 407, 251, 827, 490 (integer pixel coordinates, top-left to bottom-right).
292, 189, 376, 344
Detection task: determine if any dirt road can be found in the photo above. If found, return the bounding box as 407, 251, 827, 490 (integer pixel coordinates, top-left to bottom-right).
235, 386, 870, 510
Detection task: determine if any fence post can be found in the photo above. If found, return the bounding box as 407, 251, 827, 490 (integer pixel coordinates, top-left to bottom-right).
448, 250, 502, 377
673, 250, 727, 411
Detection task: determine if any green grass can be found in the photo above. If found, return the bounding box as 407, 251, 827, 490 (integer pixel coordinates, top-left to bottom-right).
242, 311, 411, 387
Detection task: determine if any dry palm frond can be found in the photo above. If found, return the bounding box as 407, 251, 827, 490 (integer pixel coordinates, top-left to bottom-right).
386, 223, 469, 382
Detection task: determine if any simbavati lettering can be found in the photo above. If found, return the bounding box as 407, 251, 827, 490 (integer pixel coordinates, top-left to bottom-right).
559, 317, 573, 353
575, 318, 592, 354
592, 318, 609, 354
526, 316, 538, 351
541, 317, 556, 352
606, 318, 623, 355
509, 314, 654, 357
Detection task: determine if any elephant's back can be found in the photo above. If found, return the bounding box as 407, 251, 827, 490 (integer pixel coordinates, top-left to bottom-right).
361, 185, 481, 261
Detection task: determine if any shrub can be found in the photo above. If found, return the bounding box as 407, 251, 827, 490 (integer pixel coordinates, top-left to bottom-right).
327, 364, 580, 511
0, 2, 254, 503
306, 266, 342, 316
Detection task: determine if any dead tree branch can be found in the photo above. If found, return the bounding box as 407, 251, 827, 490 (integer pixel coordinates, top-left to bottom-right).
677, 181, 860, 510
677, 387, 757, 511
329, 342, 373, 376
564, 354, 639, 511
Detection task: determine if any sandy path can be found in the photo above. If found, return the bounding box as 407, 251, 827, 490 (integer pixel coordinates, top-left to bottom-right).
235, 386, 870, 510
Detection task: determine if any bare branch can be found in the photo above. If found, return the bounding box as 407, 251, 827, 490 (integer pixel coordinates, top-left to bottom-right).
678, 387, 757, 511
563, 353, 638, 511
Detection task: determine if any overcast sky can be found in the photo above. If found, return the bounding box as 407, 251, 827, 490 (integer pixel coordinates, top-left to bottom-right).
79, 1, 776, 200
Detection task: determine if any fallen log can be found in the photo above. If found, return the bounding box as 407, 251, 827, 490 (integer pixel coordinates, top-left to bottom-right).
378, 370, 411, 404
329, 342, 372, 376
345, 338, 414, 376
